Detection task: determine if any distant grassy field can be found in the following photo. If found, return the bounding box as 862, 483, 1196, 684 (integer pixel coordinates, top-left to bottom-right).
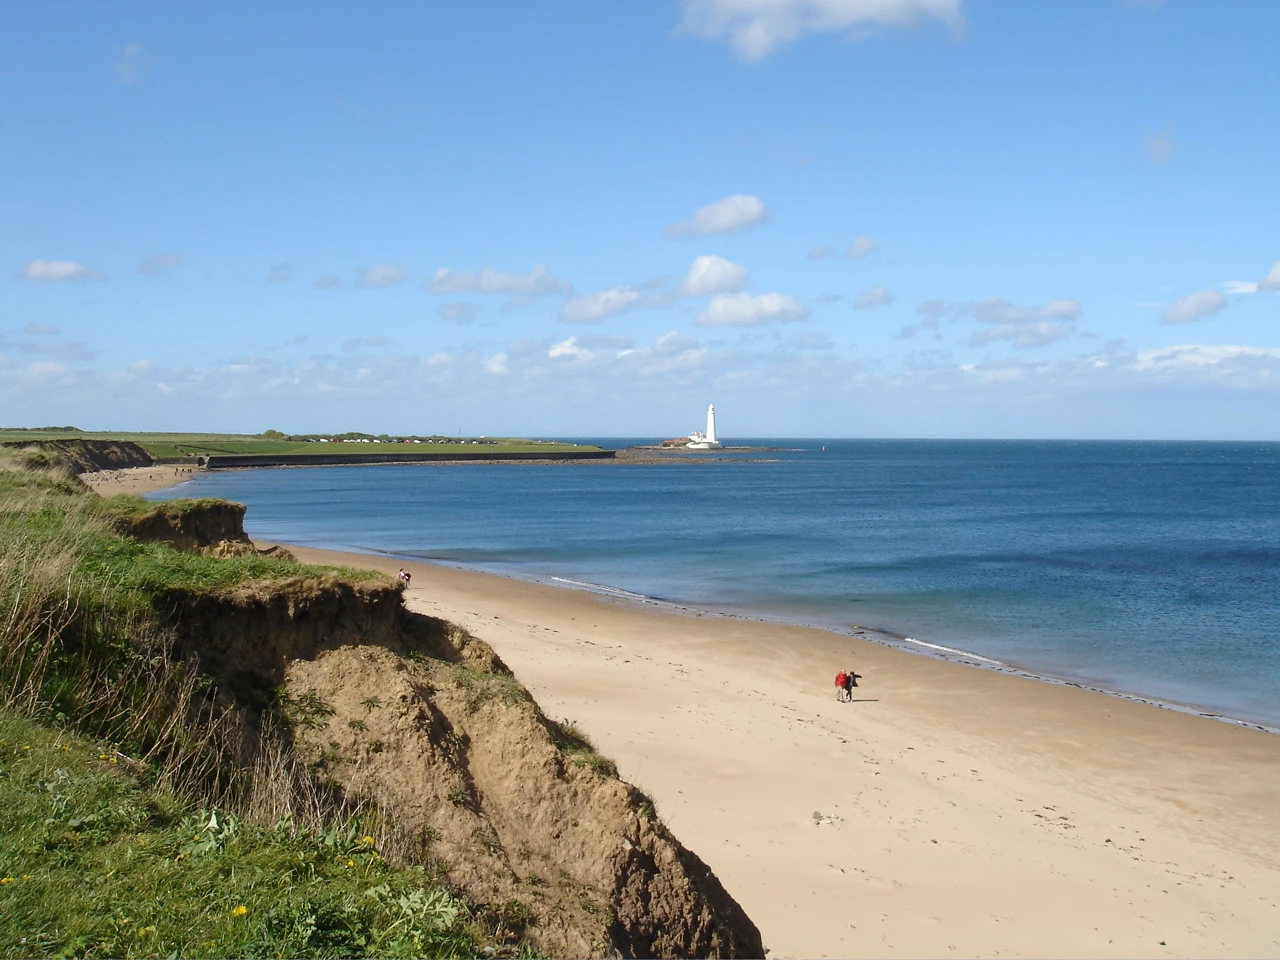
0, 428, 599, 460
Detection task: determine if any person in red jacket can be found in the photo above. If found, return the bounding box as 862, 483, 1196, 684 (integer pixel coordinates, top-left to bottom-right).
834, 670, 848, 702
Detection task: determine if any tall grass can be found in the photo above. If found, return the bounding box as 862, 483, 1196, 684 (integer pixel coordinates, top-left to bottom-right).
0, 465, 389, 848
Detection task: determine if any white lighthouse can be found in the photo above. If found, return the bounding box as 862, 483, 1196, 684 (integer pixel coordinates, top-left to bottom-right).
686, 404, 723, 449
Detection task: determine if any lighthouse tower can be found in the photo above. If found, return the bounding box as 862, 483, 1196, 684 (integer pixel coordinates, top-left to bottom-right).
686, 403, 723, 449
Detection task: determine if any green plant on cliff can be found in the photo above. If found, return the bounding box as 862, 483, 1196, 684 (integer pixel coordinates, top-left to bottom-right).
550, 719, 618, 778
0, 713, 478, 958
0, 458, 514, 958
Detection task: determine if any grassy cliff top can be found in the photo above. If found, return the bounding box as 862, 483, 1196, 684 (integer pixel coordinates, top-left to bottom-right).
0, 429, 600, 461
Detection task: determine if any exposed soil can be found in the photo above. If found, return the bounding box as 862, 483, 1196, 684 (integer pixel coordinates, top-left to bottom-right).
137, 509, 762, 957
1, 438, 153, 473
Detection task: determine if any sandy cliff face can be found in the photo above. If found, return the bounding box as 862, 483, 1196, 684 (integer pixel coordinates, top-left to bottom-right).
2, 438, 154, 473
112, 499, 253, 554
155, 574, 761, 958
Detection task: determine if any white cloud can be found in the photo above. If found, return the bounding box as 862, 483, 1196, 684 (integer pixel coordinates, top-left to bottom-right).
841, 235, 878, 260
426, 264, 569, 297
680, 254, 750, 297
137, 254, 182, 277
578, 334, 635, 350
678, 0, 964, 61
560, 286, 645, 324
356, 264, 406, 288
1130, 344, 1280, 387
898, 299, 948, 339
854, 284, 894, 309
1162, 289, 1227, 325
17, 259, 103, 282
482, 353, 511, 376
665, 194, 767, 238
962, 296, 1081, 347
1258, 260, 1280, 293
268, 262, 294, 284
695, 291, 810, 327
114, 42, 147, 85
653, 331, 701, 354
437, 302, 480, 324
549, 337, 590, 359
808, 246, 834, 260
0, 329, 96, 361
314, 273, 341, 289
1220, 280, 1258, 295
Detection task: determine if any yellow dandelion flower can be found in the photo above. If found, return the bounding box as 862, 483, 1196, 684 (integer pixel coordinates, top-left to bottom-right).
346, 859, 355, 868
21, 745, 30, 751
231, 905, 248, 917
0, 878, 13, 884
362, 835, 376, 845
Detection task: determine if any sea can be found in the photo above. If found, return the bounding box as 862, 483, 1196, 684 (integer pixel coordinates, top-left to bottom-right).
148, 440, 1280, 730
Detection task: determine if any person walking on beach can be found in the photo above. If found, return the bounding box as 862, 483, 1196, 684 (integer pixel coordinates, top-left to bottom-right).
835, 670, 848, 702
397, 568, 411, 587
843, 667, 860, 700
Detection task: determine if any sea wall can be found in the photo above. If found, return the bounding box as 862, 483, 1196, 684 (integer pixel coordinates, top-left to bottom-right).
204, 450, 615, 468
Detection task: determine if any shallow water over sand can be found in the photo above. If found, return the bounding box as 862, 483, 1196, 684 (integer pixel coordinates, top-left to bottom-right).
151, 439, 1280, 726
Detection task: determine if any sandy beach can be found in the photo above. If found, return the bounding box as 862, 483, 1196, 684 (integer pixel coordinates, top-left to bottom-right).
80, 464, 203, 497
267, 544, 1280, 959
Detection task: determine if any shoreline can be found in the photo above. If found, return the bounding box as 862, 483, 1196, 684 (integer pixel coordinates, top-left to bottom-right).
283, 541, 1280, 736
131, 462, 1279, 734
283, 540, 1280, 958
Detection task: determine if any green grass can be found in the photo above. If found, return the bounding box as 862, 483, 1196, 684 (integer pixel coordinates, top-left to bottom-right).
0, 430, 601, 460
0, 711, 480, 959
549, 720, 618, 778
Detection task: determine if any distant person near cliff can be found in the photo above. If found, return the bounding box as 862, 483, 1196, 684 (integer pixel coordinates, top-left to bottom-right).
835, 670, 848, 702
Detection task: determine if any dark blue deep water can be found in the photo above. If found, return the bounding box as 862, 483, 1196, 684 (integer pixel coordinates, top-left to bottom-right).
151, 440, 1280, 726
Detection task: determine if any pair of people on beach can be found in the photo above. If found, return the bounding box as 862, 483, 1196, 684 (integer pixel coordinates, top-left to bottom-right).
834, 668, 861, 702
397, 568, 411, 587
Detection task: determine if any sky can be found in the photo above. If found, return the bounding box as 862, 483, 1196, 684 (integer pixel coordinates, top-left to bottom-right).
2, 0, 1278, 440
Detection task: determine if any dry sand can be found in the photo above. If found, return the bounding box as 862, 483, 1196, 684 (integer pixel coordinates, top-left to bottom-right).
80, 464, 202, 497
271, 545, 1280, 959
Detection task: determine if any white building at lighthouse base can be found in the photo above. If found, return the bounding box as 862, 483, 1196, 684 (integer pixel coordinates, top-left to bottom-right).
686, 403, 723, 449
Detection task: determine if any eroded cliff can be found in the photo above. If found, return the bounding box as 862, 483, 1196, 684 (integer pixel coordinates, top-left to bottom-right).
119, 502, 762, 958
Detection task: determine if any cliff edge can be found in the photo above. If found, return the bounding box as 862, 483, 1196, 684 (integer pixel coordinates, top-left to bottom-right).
128, 501, 764, 958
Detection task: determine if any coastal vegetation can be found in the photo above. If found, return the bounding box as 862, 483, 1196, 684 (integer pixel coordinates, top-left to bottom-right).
0, 446, 760, 958
0, 428, 601, 462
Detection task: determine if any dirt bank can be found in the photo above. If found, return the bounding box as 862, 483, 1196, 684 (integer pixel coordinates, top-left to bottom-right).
117, 503, 760, 957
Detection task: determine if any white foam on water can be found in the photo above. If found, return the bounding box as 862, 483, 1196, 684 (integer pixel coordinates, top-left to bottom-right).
549, 576, 655, 603
902, 636, 1004, 666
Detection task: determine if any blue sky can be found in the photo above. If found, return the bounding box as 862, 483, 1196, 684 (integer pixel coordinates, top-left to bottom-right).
2, 1, 1278, 439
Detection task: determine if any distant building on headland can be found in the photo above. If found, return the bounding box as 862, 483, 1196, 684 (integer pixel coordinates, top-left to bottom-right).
686, 404, 722, 450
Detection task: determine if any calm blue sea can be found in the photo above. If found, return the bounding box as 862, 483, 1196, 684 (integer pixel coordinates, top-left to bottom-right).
149, 440, 1280, 728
